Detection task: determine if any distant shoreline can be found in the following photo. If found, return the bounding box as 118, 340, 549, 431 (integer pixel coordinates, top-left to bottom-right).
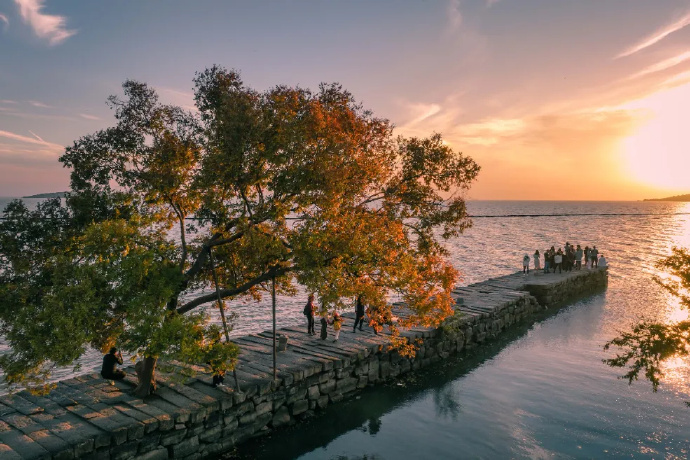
643, 193, 690, 202
21, 192, 68, 199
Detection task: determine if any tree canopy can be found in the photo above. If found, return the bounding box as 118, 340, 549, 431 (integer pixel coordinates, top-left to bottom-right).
0, 66, 480, 395
604, 247, 690, 393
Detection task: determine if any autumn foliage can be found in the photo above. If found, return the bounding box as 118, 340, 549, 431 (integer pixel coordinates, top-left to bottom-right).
0, 66, 479, 395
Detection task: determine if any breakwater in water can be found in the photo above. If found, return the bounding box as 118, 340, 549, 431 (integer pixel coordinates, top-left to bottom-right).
0, 268, 608, 460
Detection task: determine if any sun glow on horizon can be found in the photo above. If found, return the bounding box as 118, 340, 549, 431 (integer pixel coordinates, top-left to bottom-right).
621, 83, 690, 192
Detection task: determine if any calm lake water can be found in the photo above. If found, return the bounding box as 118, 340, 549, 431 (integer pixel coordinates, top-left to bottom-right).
2, 199, 690, 458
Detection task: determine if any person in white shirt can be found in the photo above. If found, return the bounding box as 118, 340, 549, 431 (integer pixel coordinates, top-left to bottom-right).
523, 254, 530, 274
598, 254, 607, 268
533, 250, 541, 271
554, 249, 563, 273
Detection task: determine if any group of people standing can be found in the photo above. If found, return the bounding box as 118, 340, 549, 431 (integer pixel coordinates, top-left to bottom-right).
523, 243, 607, 274
303, 294, 367, 341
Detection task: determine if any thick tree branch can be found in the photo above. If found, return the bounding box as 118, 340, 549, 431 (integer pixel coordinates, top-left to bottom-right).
176, 265, 291, 314
207, 232, 245, 248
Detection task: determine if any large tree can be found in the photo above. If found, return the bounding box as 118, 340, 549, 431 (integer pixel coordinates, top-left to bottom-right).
0, 66, 479, 396
604, 247, 690, 393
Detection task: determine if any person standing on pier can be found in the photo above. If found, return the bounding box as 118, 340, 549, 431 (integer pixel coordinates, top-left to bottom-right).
584, 246, 590, 269
353, 295, 365, 332
534, 250, 541, 271
565, 246, 575, 272
575, 244, 582, 270
591, 246, 599, 268
320, 313, 329, 340
304, 294, 316, 335
523, 254, 530, 274
331, 311, 343, 341
554, 249, 563, 273
101, 347, 126, 381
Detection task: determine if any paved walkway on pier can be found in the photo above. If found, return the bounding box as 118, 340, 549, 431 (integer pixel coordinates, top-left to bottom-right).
0, 268, 605, 459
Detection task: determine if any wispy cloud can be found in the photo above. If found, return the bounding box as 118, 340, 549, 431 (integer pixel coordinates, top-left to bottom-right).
661, 70, 690, 88
28, 100, 52, 108
629, 50, 690, 80
400, 103, 442, 129
0, 99, 17, 104
0, 143, 64, 166
28, 130, 44, 142
158, 87, 194, 99
452, 117, 527, 146
0, 12, 9, 30
0, 129, 63, 151
2, 110, 75, 121
446, 0, 463, 32
14, 0, 76, 46
79, 113, 100, 121
617, 11, 690, 58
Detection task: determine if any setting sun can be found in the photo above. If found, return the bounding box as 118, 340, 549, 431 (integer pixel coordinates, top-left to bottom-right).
622, 82, 690, 191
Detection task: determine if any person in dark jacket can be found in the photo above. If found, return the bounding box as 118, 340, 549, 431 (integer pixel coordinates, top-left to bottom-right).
320, 315, 328, 340
353, 295, 365, 332
101, 347, 126, 380
304, 294, 316, 335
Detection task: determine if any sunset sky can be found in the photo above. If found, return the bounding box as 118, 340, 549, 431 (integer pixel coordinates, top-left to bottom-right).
1, 0, 689, 199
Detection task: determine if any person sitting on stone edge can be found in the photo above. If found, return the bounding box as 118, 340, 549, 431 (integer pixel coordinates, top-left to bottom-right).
101, 347, 126, 381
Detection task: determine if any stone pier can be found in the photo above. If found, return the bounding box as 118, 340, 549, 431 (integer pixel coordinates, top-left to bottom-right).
0, 268, 608, 459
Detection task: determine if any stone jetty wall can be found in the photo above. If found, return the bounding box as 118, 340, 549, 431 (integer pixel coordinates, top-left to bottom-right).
0, 268, 608, 460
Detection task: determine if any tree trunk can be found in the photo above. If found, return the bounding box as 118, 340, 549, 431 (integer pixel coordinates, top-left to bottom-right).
133, 356, 157, 398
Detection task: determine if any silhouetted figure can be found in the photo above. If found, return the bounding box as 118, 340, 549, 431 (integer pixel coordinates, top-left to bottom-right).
304, 294, 316, 335
101, 347, 126, 381
523, 254, 530, 274
320, 316, 328, 340
353, 295, 365, 332
591, 246, 599, 268
575, 244, 583, 270
598, 254, 608, 268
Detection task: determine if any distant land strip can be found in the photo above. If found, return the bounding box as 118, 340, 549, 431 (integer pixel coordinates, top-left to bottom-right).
21, 191, 68, 198
643, 193, 690, 202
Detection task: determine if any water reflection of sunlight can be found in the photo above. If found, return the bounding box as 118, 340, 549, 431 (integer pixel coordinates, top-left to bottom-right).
674, 206, 690, 248
660, 356, 690, 394
665, 298, 688, 323
657, 208, 690, 393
